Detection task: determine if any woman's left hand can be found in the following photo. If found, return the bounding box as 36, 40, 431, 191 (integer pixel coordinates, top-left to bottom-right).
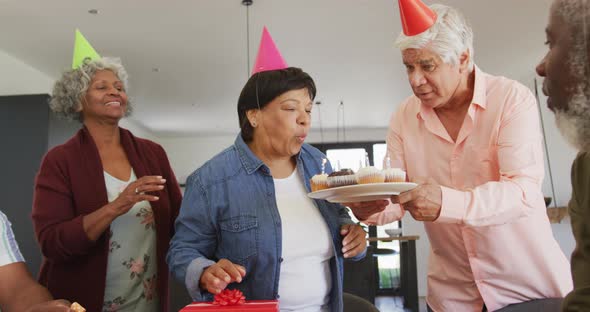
340, 224, 367, 258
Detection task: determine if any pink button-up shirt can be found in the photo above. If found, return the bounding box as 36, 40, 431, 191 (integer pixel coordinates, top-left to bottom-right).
368, 67, 572, 311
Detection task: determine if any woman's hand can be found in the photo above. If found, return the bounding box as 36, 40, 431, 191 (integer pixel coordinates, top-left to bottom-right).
83, 175, 167, 241
340, 224, 367, 258
199, 259, 246, 294
108, 175, 166, 217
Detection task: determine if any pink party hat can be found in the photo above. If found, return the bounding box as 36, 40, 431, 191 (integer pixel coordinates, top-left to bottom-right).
398, 0, 437, 36
251, 27, 288, 75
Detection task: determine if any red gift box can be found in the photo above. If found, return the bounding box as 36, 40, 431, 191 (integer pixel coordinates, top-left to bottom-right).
180, 300, 278, 311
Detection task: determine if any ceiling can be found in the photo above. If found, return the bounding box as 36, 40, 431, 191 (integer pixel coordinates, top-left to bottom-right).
0, 0, 553, 137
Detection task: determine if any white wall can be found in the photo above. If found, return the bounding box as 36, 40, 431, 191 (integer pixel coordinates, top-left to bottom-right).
306, 128, 388, 144
0, 49, 159, 147
158, 133, 237, 184
0, 50, 53, 95
121, 118, 159, 142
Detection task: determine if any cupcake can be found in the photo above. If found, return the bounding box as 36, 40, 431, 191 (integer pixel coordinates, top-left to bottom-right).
70, 303, 86, 312
327, 169, 357, 188
310, 173, 329, 192
356, 166, 385, 184
383, 168, 406, 183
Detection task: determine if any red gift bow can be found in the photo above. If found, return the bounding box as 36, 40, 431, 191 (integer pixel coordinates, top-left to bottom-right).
212, 289, 246, 306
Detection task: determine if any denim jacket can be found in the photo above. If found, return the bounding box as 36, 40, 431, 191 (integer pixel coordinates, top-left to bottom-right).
167, 135, 364, 312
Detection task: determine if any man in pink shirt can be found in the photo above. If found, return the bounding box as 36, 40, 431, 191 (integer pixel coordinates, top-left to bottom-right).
349, 2, 572, 311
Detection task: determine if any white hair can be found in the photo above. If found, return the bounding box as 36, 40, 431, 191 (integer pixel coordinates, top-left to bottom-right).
553, 0, 590, 152
556, 0, 590, 83
49, 57, 131, 122
554, 90, 590, 152
395, 4, 474, 71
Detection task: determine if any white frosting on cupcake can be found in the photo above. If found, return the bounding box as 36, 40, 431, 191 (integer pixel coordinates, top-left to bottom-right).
383, 168, 406, 182
357, 166, 385, 183
357, 166, 381, 176
311, 173, 328, 183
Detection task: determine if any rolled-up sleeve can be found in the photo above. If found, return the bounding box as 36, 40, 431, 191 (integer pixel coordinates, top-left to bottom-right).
167, 173, 217, 301
0, 211, 24, 266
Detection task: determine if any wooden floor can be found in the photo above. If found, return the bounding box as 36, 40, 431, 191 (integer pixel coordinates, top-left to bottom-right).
374, 296, 427, 312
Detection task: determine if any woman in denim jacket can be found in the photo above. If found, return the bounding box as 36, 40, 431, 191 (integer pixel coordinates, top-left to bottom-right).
167, 67, 366, 312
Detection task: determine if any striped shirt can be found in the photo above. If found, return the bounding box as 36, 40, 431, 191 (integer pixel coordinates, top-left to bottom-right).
0, 210, 25, 266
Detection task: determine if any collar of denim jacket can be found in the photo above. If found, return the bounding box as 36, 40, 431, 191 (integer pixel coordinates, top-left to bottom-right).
234, 134, 267, 175
234, 133, 307, 176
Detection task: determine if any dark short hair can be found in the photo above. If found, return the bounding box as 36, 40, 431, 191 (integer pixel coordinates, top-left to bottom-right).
237, 67, 317, 142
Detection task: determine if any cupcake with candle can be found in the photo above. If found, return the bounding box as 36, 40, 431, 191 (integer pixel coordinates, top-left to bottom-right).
356, 153, 385, 184
382, 156, 406, 182
357, 167, 386, 184
310, 159, 330, 191
383, 168, 406, 182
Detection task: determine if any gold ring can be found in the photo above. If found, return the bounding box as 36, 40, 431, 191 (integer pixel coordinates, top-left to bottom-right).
135, 187, 140, 195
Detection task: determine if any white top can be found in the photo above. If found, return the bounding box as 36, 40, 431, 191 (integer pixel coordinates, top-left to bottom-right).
273, 168, 334, 312
0, 210, 24, 266
103, 169, 159, 312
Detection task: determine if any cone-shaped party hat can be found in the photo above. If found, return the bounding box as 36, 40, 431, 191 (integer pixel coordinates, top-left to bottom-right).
251, 26, 288, 75
72, 29, 101, 69
398, 0, 437, 36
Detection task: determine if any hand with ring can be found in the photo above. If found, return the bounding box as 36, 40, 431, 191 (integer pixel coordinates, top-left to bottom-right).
108, 175, 166, 217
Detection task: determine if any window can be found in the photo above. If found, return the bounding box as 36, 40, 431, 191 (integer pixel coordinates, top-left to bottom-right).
326, 148, 366, 172
311, 141, 401, 294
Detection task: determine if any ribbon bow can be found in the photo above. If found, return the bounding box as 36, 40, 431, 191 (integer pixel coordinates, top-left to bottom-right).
213, 289, 246, 306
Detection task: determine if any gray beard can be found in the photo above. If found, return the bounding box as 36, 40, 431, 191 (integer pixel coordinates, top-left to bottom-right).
554, 30, 590, 153
554, 89, 590, 152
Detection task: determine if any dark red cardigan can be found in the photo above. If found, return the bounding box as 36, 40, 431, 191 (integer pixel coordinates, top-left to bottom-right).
32, 127, 182, 312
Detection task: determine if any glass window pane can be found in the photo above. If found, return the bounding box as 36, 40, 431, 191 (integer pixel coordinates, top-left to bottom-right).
377, 253, 401, 289
373, 143, 387, 169
326, 148, 366, 172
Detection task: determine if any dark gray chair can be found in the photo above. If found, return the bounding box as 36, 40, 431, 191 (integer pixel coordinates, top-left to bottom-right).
343, 292, 380, 312
428, 298, 563, 312
343, 246, 377, 303
495, 298, 563, 312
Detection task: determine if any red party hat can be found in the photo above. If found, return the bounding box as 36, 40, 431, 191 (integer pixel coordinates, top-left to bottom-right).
398, 0, 437, 36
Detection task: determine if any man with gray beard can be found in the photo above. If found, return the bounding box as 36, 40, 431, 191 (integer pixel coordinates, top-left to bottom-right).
536, 0, 590, 310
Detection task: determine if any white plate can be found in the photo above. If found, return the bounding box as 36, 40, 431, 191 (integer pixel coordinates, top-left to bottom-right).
308, 182, 417, 203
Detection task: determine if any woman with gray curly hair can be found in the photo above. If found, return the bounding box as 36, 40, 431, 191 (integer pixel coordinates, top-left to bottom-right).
49, 57, 132, 121
32, 57, 182, 312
